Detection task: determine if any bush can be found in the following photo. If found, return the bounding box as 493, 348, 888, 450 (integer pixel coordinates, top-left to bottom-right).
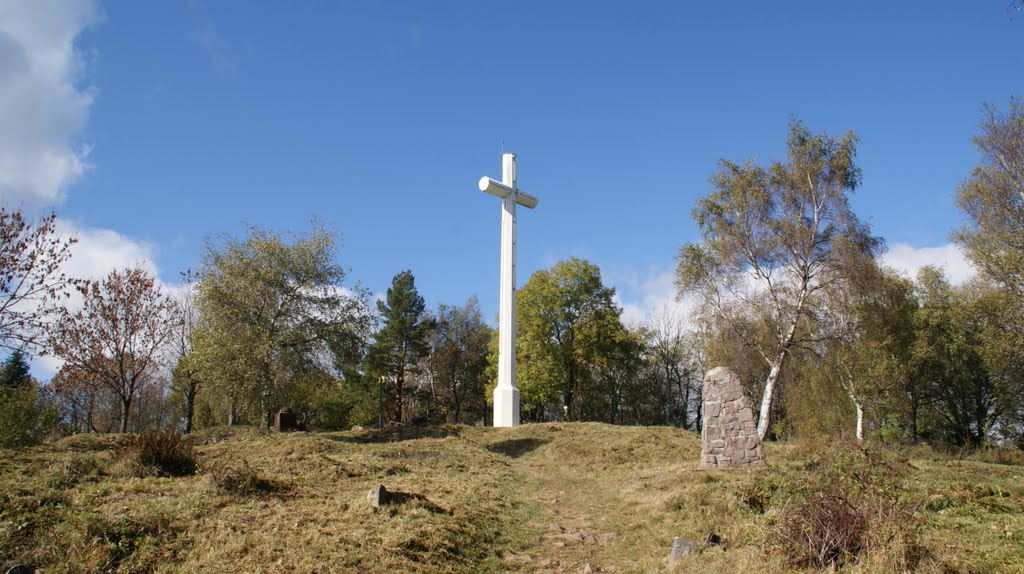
0, 385, 59, 448
769, 443, 925, 570
121, 432, 196, 477
740, 473, 788, 514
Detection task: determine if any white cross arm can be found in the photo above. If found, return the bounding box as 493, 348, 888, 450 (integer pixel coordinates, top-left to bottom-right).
478, 177, 539, 209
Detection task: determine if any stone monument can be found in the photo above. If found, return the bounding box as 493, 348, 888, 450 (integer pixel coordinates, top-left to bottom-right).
700, 367, 764, 467
478, 153, 539, 427
274, 407, 297, 432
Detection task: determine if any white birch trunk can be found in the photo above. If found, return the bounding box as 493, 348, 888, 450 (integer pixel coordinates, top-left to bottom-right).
854, 398, 864, 442
841, 366, 864, 442
756, 361, 781, 440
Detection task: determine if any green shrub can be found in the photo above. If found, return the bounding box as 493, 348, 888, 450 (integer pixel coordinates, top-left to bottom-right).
0, 385, 59, 448
121, 432, 196, 477
740, 473, 788, 514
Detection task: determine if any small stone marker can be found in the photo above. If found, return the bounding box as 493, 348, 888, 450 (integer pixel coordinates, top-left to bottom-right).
700, 367, 765, 468
668, 536, 698, 566
274, 407, 297, 432
367, 484, 389, 507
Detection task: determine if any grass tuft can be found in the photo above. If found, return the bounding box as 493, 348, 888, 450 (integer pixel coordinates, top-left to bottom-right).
205, 459, 280, 497
120, 432, 196, 477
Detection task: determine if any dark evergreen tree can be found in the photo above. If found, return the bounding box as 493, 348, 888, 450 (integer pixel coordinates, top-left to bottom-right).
366, 270, 434, 423
0, 350, 32, 390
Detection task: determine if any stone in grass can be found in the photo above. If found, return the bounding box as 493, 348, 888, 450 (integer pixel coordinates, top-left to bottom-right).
367, 484, 389, 507
668, 536, 698, 567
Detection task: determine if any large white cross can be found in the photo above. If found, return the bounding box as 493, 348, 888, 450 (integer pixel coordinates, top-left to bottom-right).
479, 153, 538, 427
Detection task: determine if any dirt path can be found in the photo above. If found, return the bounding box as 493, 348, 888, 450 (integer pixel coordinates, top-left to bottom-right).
500, 457, 627, 574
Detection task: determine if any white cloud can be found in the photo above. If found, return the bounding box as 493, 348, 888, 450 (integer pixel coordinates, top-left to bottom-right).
609, 267, 699, 329
57, 219, 159, 280
0, 0, 99, 205
880, 242, 975, 285
610, 242, 977, 330
0, 1, 174, 381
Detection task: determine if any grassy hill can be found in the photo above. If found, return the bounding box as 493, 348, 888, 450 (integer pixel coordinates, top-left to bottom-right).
1, 423, 1022, 573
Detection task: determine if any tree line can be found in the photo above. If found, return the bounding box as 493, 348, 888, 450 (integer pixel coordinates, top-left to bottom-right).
1, 98, 1021, 450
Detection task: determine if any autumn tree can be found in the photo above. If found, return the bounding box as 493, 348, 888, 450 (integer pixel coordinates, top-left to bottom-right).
50, 267, 179, 433
50, 365, 106, 433
953, 98, 1024, 398
513, 258, 634, 422
970, 284, 1024, 445
0, 210, 85, 352
954, 98, 1024, 300
193, 223, 371, 427
425, 297, 492, 423
950, 279, 1023, 446
676, 121, 881, 440
366, 270, 434, 423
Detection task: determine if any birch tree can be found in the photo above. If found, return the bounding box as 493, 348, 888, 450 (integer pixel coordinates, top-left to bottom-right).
193, 223, 371, 427
813, 266, 916, 441
954, 98, 1024, 300
168, 272, 201, 433
676, 121, 881, 440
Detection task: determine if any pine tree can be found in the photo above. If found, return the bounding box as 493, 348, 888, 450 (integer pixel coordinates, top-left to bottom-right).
367, 270, 434, 423
0, 350, 32, 390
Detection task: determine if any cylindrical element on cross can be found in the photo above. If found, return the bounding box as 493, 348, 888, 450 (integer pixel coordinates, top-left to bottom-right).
502, 153, 516, 188
516, 191, 538, 209
479, 177, 513, 198
480, 178, 538, 209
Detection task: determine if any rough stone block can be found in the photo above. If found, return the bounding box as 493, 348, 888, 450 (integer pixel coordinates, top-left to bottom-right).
668, 536, 698, 567
367, 484, 389, 507
700, 366, 765, 468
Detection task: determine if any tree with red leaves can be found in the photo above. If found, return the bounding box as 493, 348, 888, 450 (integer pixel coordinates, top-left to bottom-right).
0, 209, 85, 352
51, 268, 179, 433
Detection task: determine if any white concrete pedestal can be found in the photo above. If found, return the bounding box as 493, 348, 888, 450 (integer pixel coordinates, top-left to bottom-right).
493, 386, 520, 427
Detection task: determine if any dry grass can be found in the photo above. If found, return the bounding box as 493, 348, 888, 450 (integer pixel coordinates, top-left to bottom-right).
1, 424, 1022, 573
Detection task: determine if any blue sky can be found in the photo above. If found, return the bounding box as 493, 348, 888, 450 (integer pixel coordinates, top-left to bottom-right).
2, 1, 1023, 374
